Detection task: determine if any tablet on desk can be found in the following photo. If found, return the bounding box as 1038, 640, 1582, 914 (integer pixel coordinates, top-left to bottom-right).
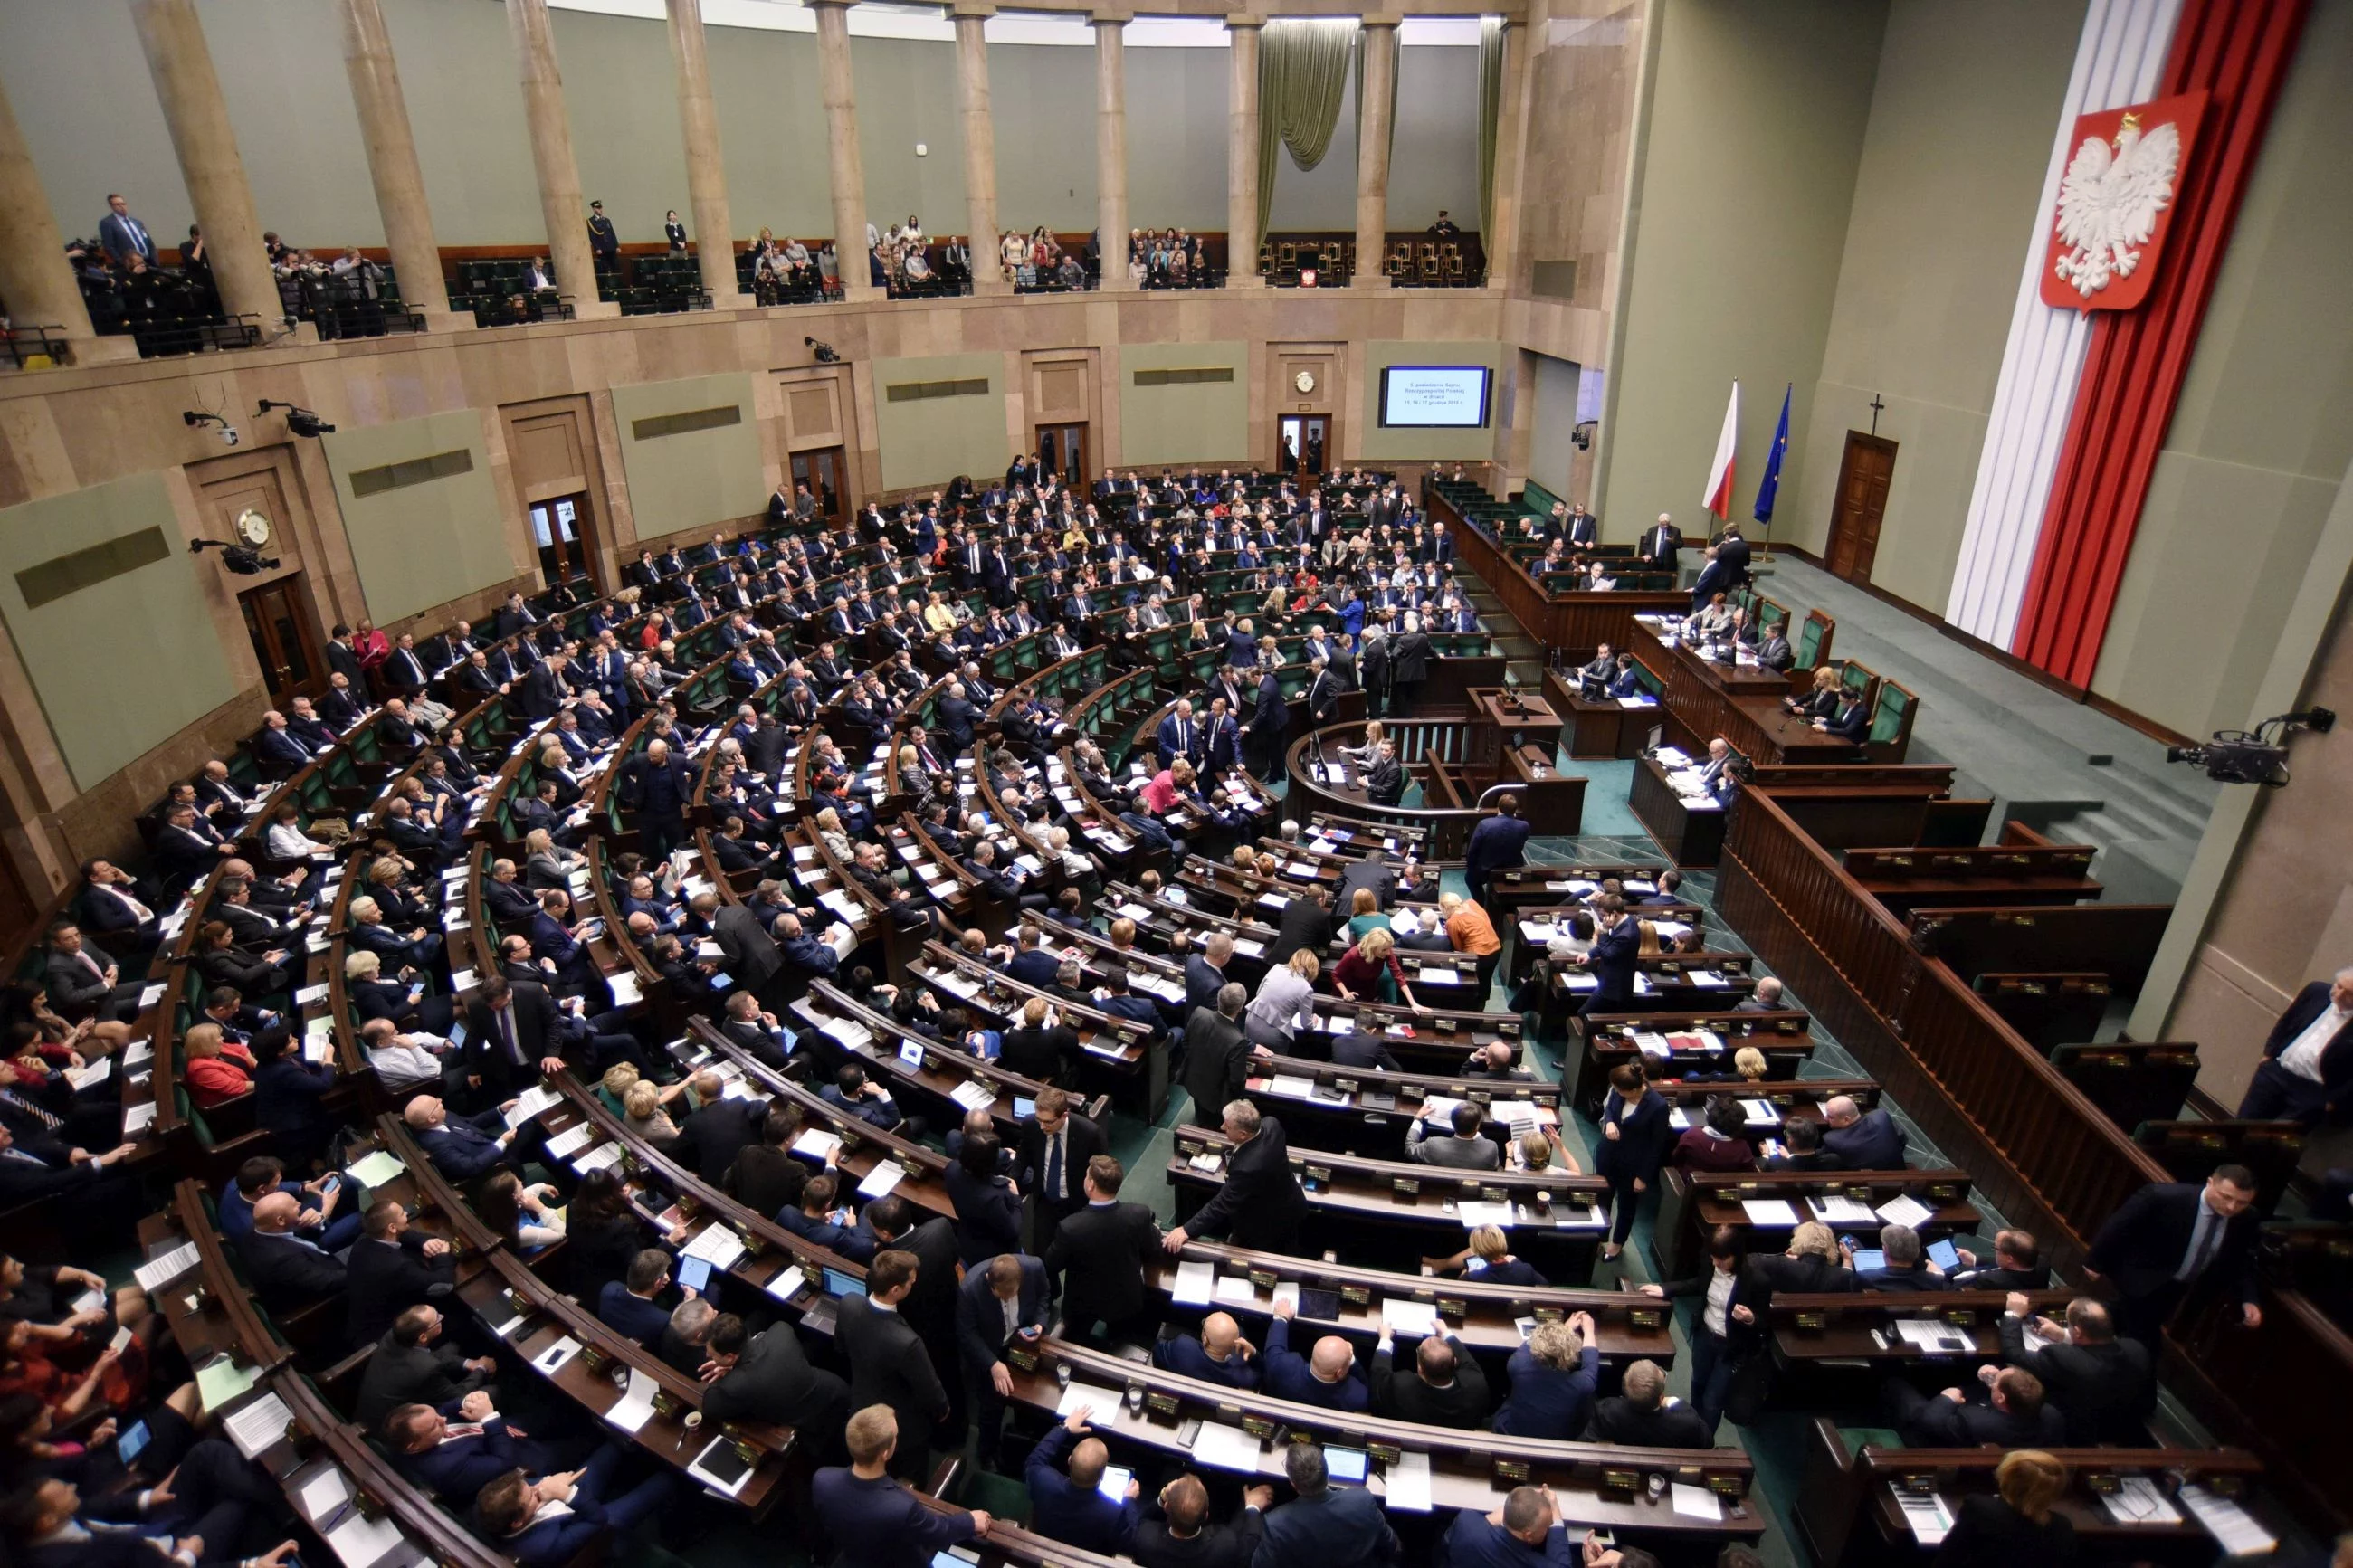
823, 1268, 866, 1299
1323, 1445, 1369, 1485
1850, 1249, 1885, 1272
1297, 1288, 1342, 1322
1014, 1096, 1035, 1118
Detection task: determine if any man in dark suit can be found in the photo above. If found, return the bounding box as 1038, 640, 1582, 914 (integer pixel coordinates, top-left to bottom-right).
1254, 1443, 1397, 1568
1819, 1095, 1907, 1168
1026, 1406, 1141, 1554
1370, 1323, 1490, 1430
238, 1191, 347, 1307
1134, 1473, 1268, 1568
1181, 983, 1253, 1124
72, 860, 158, 949
596, 1249, 684, 1348
1152, 1311, 1262, 1390
462, 975, 567, 1101
2086, 1165, 2263, 1345
1573, 901, 1639, 1016
1183, 935, 1234, 1022
691, 891, 783, 997
1995, 1295, 2155, 1444
620, 737, 696, 860
403, 1094, 522, 1181
671, 1069, 767, 1183
700, 1314, 850, 1452
1015, 1087, 1107, 1252
1265, 884, 1333, 968
346, 1198, 456, 1345
1336, 846, 1395, 913
861, 1196, 961, 1374
2237, 967, 2353, 1125
1885, 1364, 2065, 1448
477, 1443, 676, 1567
43, 922, 140, 1022
355, 1304, 497, 1426
386, 1398, 560, 1501
955, 1251, 1051, 1447
813, 1407, 991, 1566
1156, 701, 1204, 770
1638, 513, 1682, 569
1162, 1101, 1307, 1254
98, 193, 157, 268
1043, 1155, 1160, 1343
839, 1250, 952, 1476
1583, 1359, 1712, 1447
1688, 524, 1749, 609
1462, 794, 1531, 910
1947, 1229, 2049, 1293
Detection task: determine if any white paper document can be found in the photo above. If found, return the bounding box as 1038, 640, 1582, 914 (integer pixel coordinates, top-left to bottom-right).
605, 1367, 660, 1434
224, 1392, 292, 1458
1809, 1194, 1878, 1225
324, 1506, 409, 1568
1875, 1193, 1935, 1230
1895, 1492, 1953, 1545
949, 1079, 997, 1111
1266, 1074, 1316, 1099
1740, 1199, 1801, 1226
1380, 1298, 1440, 1335
793, 1129, 844, 1162
1188, 1421, 1262, 1473
1457, 1200, 1518, 1230
681, 1224, 747, 1270
124, 1099, 157, 1135
1054, 1382, 1124, 1419
1671, 1483, 1722, 1521
2177, 1483, 2275, 1555
1171, 1260, 1215, 1306
2099, 1474, 2183, 1526
506, 1085, 562, 1127
1382, 1452, 1433, 1512
857, 1161, 907, 1199
532, 1336, 585, 1374
296, 1466, 352, 1520
347, 1149, 407, 1189
135, 1241, 201, 1292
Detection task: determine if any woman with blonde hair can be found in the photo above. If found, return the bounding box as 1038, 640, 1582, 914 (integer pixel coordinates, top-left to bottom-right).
1733, 1045, 1769, 1082
623, 1077, 684, 1146
1786, 663, 1841, 722
595, 1060, 642, 1117
1338, 719, 1386, 769
1333, 925, 1428, 1012
1932, 1449, 2073, 1568
1422, 1223, 1548, 1288
181, 1022, 252, 1107
523, 827, 582, 891
1636, 919, 1663, 957
814, 804, 854, 865
1243, 947, 1320, 1048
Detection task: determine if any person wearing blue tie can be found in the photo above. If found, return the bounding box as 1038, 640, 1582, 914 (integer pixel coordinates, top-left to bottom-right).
98, 194, 157, 269
1157, 700, 1201, 770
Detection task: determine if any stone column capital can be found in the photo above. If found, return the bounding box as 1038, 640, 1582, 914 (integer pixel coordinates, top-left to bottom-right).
947, 0, 995, 18
1091, 10, 1133, 26
1224, 14, 1265, 29
1358, 13, 1405, 29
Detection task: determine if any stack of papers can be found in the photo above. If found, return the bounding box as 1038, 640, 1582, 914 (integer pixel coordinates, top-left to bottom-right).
2177, 1483, 2275, 1555
544, 1122, 598, 1160
2099, 1475, 2182, 1526
1458, 1200, 1518, 1230
1380, 1298, 1440, 1335
948, 1079, 996, 1111
1054, 1382, 1124, 1419
681, 1224, 747, 1270
1893, 1319, 1976, 1355
793, 1129, 843, 1162
1809, 1194, 1878, 1225
857, 1161, 907, 1199
323, 1505, 408, 1568
224, 1392, 292, 1458
136, 1240, 203, 1292
1876, 1193, 1935, 1230
196, 1356, 262, 1411
506, 1085, 562, 1127
348, 1149, 407, 1188
1895, 1493, 1953, 1545
1213, 1274, 1259, 1306
1671, 1483, 1722, 1521
1171, 1260, 1215, 1306
1266, 1074, 1317, 1099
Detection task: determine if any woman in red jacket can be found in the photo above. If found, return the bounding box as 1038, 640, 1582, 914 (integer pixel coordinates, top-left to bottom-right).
181, 1021, 253, 1107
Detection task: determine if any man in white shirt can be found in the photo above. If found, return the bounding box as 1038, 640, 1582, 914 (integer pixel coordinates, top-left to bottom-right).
2238, 965, 2353, 1125
359, 1018, 454, 1097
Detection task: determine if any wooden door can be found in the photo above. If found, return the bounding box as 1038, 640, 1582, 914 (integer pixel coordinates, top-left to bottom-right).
1036, 423, 1086, 485
790, 446, 850, 524
529, 493, 596, 591
239, 575, 325, 706
1826, 432, 1897, 584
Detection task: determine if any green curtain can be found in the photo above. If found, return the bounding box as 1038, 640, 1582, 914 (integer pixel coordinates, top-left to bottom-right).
1256, 18, 1358, 242
1478, 17, 1504, 244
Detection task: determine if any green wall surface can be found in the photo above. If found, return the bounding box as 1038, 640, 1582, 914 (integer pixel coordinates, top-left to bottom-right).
1599, 0, 1885, 537
1783, 0, 2085, 613
1358, 341, 1504, 463
611, 374, 767, 540
873, 353, 1013, 492
322, 411, 517, 627
1119, 342, 1253, 469
2091, 0, 2353, 740
0, 474, 239, 793
1529, 351, 1582, 506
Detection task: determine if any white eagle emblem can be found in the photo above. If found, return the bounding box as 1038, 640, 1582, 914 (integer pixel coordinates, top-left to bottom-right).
2053, 111, 2182, 298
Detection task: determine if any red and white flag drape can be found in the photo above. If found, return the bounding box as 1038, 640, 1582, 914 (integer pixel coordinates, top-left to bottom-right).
1702, 381, 1739, 519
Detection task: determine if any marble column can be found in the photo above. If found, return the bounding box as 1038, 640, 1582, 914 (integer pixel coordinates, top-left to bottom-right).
503, 0, 616, 318
664, 0, 749, 308
1483, 19, 1530, 291
1224, 14, 1263, 288
1352, 14, 1399, 288
952, 5, 1006, 295
1094, 13, 1130, 291
811, 0, 876, 302
126, 0, 282, 330
0, 78, 134, 363
338, 0, 462, 327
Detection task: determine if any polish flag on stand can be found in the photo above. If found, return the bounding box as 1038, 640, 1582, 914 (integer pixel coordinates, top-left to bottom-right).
1702, 380, 1740, 520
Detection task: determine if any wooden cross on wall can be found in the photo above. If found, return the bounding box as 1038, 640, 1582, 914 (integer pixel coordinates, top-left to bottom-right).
1868, 394, 1886, 436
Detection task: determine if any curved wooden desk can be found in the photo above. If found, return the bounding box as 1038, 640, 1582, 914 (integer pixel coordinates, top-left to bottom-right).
1283, 720, 1585, 855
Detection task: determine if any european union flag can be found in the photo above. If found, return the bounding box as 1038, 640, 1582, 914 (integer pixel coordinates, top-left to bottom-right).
1753, 384, 1791, 523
